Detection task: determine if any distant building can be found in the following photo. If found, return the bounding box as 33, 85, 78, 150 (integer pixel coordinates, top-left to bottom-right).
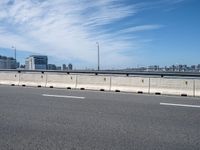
62, 63, 73, 70
62, 64, 67, 70
147, 65, 159, 71
20, 65, 25, 69
0, 55, 17, 69
56, 66, 62, 70
48, 64, 57, 70
16, 62, 20, 69
68, 63, 73, 70
25, 55, 48, 70
197, 64, 200, 71
191, 65, 196, 71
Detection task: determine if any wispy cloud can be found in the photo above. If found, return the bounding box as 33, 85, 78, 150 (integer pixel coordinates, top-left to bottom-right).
0, 0, 183, 68
135, 0, 187, 12
119, 25, 163, 33
162, 0, 186, 4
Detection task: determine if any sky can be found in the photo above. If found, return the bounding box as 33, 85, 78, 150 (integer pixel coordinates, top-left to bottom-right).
0, 0, 200, 69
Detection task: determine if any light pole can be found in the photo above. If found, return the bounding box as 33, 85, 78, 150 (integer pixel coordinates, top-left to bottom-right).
96, 42, 100, 71
11, 46, 16, 61
11, 46, 17, 69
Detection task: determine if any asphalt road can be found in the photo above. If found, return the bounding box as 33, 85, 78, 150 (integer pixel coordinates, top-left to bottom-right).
0, 85, 200, 150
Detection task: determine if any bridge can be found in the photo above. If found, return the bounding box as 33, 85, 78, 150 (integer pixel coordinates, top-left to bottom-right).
0, 70, 200, 149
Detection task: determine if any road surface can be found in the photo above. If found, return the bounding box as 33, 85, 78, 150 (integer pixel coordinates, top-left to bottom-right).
0, 85, 199, 150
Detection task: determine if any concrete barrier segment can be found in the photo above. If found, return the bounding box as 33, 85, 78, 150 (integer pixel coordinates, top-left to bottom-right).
0, 72, 20, 86
76, 75, 111, 91
19, 72, 46, 87
149, 77, 194, 96
46, 73, 76, 89
111, 76, 150, 93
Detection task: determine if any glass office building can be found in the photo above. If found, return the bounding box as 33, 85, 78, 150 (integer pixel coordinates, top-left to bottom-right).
25, 55, 48, 70
0, 55, 17, 69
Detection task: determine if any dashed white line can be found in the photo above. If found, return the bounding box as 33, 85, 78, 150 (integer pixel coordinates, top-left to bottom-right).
160, 103, 200, 108
42, 94, 85, 99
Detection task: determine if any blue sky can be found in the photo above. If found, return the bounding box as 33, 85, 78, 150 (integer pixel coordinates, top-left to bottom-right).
0, 0, 199, 69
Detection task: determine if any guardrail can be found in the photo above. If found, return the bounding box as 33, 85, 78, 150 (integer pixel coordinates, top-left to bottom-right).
1, 69, 200, 77
0, 70, 200, 97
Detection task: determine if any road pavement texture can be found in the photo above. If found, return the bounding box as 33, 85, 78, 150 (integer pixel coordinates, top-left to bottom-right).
0, 85, 200, 150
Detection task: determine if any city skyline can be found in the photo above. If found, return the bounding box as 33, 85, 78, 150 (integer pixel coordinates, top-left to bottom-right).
0, 0, 200, 69
2, 52, 200, 72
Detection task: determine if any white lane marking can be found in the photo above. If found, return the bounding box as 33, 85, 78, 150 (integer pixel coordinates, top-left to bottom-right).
160, 103, 200, 108
42, 94, 85, 99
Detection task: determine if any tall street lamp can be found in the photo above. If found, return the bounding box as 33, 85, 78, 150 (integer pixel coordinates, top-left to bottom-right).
96, 42, 100, 71
11, 46, 16, 60
11, 46, 17, 69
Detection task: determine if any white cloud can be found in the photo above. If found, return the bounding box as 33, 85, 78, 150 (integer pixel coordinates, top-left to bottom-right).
162, 0, 186, 4
117, 25, 163, 34
0, 0, 163, 69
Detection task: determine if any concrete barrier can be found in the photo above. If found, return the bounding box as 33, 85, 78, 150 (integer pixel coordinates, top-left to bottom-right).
111, 76, 150, 93
150, 77, 194, 96
194, 79, 200, 97
46, 73, 76, 89
1, 70, 199, 97
76, 75, 111, 91
0, 72, 19, 86
19, 72, 46, 87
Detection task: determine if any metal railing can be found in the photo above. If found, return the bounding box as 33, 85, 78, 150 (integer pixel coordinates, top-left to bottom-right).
1, 69, 200, 78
